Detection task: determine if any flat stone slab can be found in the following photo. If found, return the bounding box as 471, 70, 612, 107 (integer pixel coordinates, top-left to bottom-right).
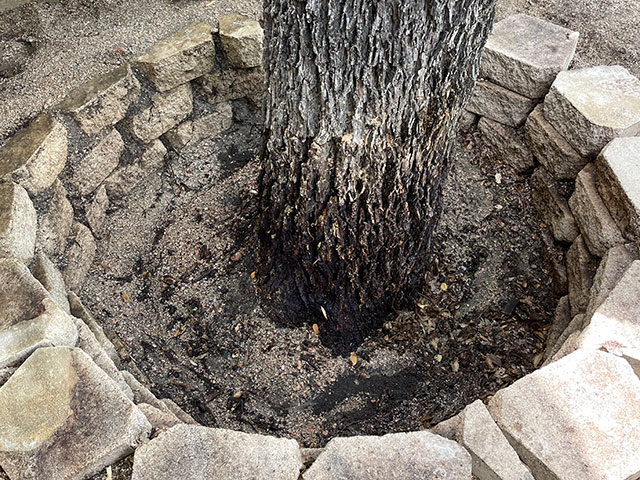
530, 167, 579, 243
30, 252, 70, 313
132, 425, 302, 480
0, 347, 150, 480
544, 66, 640, 158
543, 313, 586, 365
0, 113, 67, 194
569, 163, 625, 256
68, 292, 119, 365
219, 14, 264, 69
524, 104, 587, 179
466, 80, 536, 127
434, 400, 534, 480
68, 129, 124, 196
137, 403, 182, 433
58, 64, 141, 136
129, 83, 193, 143
488, 349, 640, 480
595, 137, 640, 239
566, 235, 599, 317
62, 222, 97, 291
165, 102, 233, 151
304, 431, 471, 480
586, 243, 638, 318
0, 182, 36, 261
577, 260, 640, 355
477, 117, 535, 173
85, 185, 109, 236
134, 22, 215, 92
481, 14, 578, 99
36, 180, 73, 257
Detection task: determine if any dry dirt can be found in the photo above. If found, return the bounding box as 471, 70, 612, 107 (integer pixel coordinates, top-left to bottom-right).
0, 1, 637, 478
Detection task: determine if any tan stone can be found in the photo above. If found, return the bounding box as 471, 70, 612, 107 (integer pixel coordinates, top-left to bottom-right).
0, 114, 67, 194
569, 163, 625, 256
0, 182, 36, 261
544, 66, 640, 158
133, 425, 302, 480
30, 252, 70, 313
68, 129, 124, 196
304, 431, 471, 480
137, 403, 182, 433
543, 314, 586, 365
544, 295, 571, 360
85, 184, 109, 236
134, 22, 215, 92
219, 14, 264, 69
566, 235, 599, 317
595, 137, 640, 239
160, 398, 197, 425
477, 117, 535, 173
121, 370, 172, 415
58, 64, 141, 136
130, 83, 193, 143
489, 350, 640, 480
480, 14, 578, 99
466, 80, 536, 127
36, 180, 74, 257
198, 67, 265, 106
62, 222, 97, 291
0, 347, 150, 480
524, 105, 587, 180
530, 167, 579, 243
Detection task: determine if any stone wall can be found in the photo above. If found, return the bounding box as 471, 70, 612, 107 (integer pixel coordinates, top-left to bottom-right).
0, 11, 639, 480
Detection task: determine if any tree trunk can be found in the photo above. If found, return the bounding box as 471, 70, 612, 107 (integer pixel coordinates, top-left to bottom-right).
258, 0, 496, 351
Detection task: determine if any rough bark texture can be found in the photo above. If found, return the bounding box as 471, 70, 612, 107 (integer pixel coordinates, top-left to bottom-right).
258, 0, 496, 351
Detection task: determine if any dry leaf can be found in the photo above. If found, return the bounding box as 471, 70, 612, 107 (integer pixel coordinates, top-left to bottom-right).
312, 323, 319, 335
533, 352, 544, 367
321, 306, 328, 319
451, 359, 460, 373
434, 354, 443, 362
349, 352, 358, 366
440, 282, 448, 291
122, 292, 130, 302
250, 271, 256, 279
233, 391, 243, 398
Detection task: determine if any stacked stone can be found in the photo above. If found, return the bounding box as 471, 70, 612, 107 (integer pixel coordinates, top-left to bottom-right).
464, 14, 579, 174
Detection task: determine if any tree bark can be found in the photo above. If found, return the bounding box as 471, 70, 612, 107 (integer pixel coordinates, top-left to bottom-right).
258, 0, 496, 351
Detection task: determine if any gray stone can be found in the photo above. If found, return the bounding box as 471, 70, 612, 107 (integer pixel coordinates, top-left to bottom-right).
488, 349, 640, 480
198, 67, 265, 106
137, 403, 182, 433
58, 64, 141, 136
0, 113, 67, 194
569, 163, 625, 256
477, 117, 535, 173
164, 121, 192, 150
566, 235, 599, 317
524, 104, 587, 180
130, 83, 193, 143
105, 139, 166, 199
466, 80, 537, 127
0, 182, 36, 261
68, 292, 119, 365
544, 296, 571, 360
544, 66, 640, 158
68, 129, 124, 196
30, 252, 70, 313
132, 425, 302, 480
577, 261, 640, 359
36, 180, 74, 257
530, 168, 579, 243
0, 347, 151, 480
481, 14, 578, 99
85, 185, 109, 236
164, 103, 232, 150
160, 398, 198, 425
304, 431, 471, 480
540, 228, 568, 294
594, 137, 640, 239
121, 370, 173, 415
134, 22, 215, 92
219, 14, 264, 69
586, 243, 638, 318
301, 448, 324, 468
62, 222, 97, 291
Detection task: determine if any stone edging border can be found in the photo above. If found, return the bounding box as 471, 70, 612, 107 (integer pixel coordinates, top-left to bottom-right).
0, 11, 639, 480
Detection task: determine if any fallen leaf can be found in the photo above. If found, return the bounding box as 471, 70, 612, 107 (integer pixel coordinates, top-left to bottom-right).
451, 359, 459, 373
312, 323, 319, 335
434, 354, 443, 362
233, 391, 243, 398
250, 271, 256, 279
321, 306, 328, 319
440, 282, 448, 291
122, 292, 130, 302
349, 352, 358, 366
533, 352, 544, 367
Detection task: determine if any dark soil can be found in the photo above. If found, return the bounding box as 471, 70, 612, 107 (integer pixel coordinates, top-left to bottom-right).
78, 97, 556, 448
